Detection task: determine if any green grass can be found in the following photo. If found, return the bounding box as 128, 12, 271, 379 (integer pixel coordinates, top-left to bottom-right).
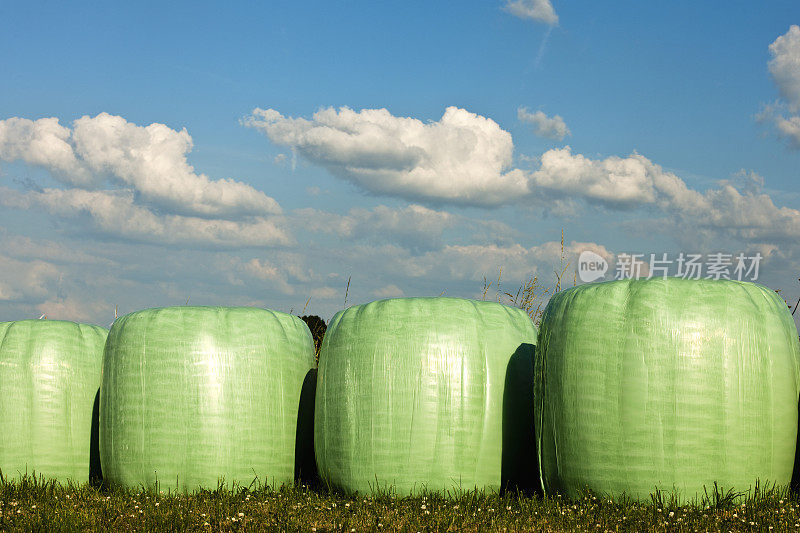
1, 476, 799, 531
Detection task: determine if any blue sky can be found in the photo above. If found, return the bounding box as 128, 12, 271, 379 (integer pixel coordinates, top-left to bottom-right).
1, 1, 799, 325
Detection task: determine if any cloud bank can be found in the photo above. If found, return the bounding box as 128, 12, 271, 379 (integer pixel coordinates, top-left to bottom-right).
0, 113, 281, 217
0, 187, 291, 248
0, 113, 290, 248
3, 105, 799, 325
248, 105, 800, 243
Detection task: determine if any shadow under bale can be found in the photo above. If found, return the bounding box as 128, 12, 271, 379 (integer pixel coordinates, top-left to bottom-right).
501, 342, 541, 495
89, 387, 102, 487
295, 368, 319, 486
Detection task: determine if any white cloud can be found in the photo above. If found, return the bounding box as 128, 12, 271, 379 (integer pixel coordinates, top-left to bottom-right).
769, 25, 800, 111
727, 169, 765, 195
246, 104, 800, 243
518, 107, 570, 140
0, 113, 293, 251
774, 114, 800, 149
243, 105, 688, 210
763, 26, 800, 149
372, 284, 404, 298
676, 184, 800, 241
0, 187, 292, 248
243, 257, 282, 282
219, 256, 296, 295
528, 147, 800, 242
0, 117, 92, 185
244, 106, 529, 206
502, 0, 558, 25
0, 230, 319, 323
0, 253, 60, 303
529, 147, 662, 207
0, 113, 281, 217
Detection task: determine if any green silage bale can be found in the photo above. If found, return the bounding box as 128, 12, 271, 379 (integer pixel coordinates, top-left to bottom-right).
536, 278, 800, 501
315, 297, 538, 495
99, 306, 315, 491
0, 319, 107, 483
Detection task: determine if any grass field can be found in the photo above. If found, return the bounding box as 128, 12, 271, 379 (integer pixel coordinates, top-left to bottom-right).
1, 476, 798, 531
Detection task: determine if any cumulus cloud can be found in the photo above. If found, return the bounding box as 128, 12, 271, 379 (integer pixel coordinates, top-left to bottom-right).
727, 169, 765, 195
243, 105, 674, 209
0, 113, 281, 217
246, 104, 800, 243
244, 106, 529, 206
669, 183, 800, 242
530, 147, 800, 242
0, 187, 291, 248
0, 117, 91, 185
518, 107, 570, 140
502, 0, 558, 25
774, 114, 800, 149
769, 25, 800, 111
0, 112, 292, 250
528, 146, 714, 216
762, 26, 800, 149
529, 147, 663, 207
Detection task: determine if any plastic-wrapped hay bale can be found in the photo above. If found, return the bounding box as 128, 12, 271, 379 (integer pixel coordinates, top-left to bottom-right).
536, 278, 800, 501
315, 297, 538, 495
99, 306, 316, 491
0, 320, 107, 482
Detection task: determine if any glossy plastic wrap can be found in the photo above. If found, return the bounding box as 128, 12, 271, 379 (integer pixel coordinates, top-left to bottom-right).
315, 297, 538, 495
99, 306, 316, 491
536, 278, 800, 501
0, 319, 107, 482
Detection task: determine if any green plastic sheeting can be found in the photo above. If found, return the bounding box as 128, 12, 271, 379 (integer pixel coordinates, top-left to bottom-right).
315, 297, 538, 495
0, 319, 107, 483
99, 306, 316, 491
536, 278, 800, 501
